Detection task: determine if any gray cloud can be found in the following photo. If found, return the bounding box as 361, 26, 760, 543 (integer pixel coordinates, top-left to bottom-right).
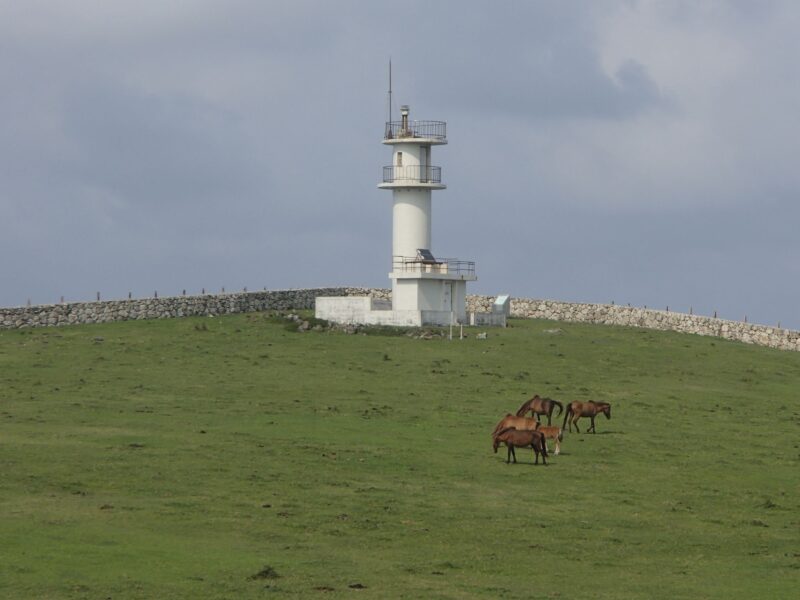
1, 1, 798, 328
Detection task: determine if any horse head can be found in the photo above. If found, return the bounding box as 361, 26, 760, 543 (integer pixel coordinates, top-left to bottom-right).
603, 404, 612, 419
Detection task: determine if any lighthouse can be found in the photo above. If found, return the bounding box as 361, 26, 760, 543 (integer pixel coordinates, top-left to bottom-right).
379, 104, 476, 323
315, 93, 498, 327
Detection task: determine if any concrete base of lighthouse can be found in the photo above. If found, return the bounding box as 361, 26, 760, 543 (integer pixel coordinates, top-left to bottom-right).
315, 295, 459, 327
391, 274, 469, 321
317, 271, 475, 327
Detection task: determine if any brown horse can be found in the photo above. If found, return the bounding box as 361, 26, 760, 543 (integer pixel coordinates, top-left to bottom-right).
535, 425, 563, 455
491, 414, 539, 439
492, 427, 548, 465
515, 394, 564, 425
562, 401, 611, 433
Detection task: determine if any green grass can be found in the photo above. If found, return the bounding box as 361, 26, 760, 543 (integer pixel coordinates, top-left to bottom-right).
1, 313, 798, 599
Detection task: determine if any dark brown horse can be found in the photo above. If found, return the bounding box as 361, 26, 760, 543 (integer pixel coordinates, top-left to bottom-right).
491, 414, 539, 439
492, 427, 548, 465
562, 401, 611, 433
516, 394, 564, 425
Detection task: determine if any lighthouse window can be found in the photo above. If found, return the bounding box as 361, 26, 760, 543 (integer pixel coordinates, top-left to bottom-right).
396, 152, 403, 166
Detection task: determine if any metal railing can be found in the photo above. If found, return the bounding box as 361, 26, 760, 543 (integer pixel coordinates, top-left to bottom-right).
392, 255, 475, 276
384, 120, 447, 141
382, 165, 442, 184
383, 165, 442, 183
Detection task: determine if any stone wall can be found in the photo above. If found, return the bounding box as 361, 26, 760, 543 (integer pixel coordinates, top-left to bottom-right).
467, 295, 800, 352
2, 287, 798, 352
0, 288, 389, 329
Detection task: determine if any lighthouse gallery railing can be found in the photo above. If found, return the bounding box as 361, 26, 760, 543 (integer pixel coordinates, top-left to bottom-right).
382, 165, 442, 184
392, 255, 475, 276
384, 120, 446, 141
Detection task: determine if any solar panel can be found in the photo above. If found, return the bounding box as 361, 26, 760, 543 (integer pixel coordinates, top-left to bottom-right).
417, 248, 437, 263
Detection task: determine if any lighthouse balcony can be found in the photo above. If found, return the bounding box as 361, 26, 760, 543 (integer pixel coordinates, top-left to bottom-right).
379, 165, 445, 189
391, 255, 476, 280
383, 120, 447, 145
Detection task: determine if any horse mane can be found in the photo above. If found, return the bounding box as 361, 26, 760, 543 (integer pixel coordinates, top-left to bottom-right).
515, 396, 537, 416
495, 426, 518, 437
491, 415, 514, 438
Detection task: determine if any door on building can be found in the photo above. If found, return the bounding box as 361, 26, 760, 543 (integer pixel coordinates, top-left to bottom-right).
443, 282, 453, 312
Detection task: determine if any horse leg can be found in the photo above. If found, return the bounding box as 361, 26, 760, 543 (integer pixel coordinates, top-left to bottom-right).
506, 445, 512, 464
589, 415, 596, 433
507, 445, 518, 464
554, 439, 560, 455
572, 414, 580, 433
546, 408, 552, 425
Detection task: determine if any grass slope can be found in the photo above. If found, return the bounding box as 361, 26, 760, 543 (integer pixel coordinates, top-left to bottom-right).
0, 314, 798, 599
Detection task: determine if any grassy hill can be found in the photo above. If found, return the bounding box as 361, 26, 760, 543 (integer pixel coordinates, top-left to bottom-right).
1, 313, 798, 599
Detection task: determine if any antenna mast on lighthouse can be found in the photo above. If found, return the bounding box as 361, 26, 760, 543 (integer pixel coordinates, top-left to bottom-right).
386, 59, 393, 139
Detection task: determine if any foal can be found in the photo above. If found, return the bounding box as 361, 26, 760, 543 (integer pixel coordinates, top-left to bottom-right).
562, 401, 611, 433
535, 425, 564, 455
515, 395, 564, 425
492, 427, 548, 465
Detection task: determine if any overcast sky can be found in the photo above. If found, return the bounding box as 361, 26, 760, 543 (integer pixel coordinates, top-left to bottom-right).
2, 1, 799, 328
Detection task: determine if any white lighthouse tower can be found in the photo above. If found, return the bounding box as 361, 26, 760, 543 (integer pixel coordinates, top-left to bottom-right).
379, 104, 476, 324
316, 89, 496, 327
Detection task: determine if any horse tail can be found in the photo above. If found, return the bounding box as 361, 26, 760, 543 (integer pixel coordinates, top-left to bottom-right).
562, 404, 572, 429
539, 433, 548, 457
552, 399, 563, 417
515, 399, 531, 417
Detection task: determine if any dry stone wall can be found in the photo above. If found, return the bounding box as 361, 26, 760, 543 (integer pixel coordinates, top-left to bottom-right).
467, 295, 800, 352
1, 287, 797, 352
0, 288, 389, 330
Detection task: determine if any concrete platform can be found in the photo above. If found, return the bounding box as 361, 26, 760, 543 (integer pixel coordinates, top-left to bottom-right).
315, 296, 505, 327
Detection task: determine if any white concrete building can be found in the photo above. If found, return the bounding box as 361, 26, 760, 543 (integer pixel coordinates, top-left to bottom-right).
316, 104, 488, 327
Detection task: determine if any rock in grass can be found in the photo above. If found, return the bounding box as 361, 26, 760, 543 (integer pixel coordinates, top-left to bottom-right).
248, 565, 280, 580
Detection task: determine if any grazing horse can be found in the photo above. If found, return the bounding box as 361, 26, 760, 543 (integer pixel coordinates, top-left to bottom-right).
562, 401, 611, 433
492, 427, 548, 465
535, 425, 563, 455
491, 414, 539, 439
493, 428, 548, 464
515, 395, 564, 425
